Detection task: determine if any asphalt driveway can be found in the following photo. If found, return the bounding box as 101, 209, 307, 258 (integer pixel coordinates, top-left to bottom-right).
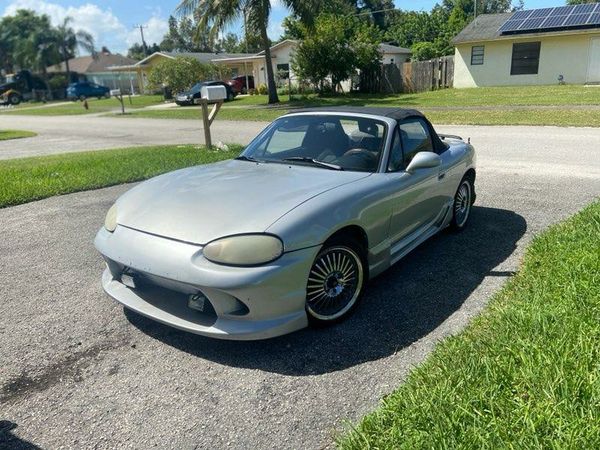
1, 126, 599, 449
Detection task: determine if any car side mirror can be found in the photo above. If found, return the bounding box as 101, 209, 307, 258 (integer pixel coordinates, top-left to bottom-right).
405, 152, 441, 173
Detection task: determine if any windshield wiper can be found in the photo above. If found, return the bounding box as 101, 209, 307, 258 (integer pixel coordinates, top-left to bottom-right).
283, 157, 344, 171
235, 155, 261, 163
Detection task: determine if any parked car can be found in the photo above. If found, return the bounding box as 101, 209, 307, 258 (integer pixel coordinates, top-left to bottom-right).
67, 82, 110, 101
95, 107, 476, 340
175, 81, 235, 105
227, 75, 255, 94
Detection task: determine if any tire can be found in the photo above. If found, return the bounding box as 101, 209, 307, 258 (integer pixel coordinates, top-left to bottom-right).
305, 239, 366, 325
8, 93, 21, 105
450, 176, 474, 231
227, 91, 235, 101
78, 95, 86, 102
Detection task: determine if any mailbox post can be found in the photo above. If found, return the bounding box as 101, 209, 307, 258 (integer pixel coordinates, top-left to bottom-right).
111, 89, 125, 114
199, 85, 227, 149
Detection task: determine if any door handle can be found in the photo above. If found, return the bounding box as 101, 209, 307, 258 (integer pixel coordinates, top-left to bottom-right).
438, 172, 446, 180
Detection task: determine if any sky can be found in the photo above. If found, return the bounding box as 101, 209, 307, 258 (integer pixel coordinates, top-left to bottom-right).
0, 0, 569, 55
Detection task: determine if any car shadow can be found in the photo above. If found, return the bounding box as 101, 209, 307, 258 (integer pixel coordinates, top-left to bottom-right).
125, 206, 527, 375
0, 421, 42, 450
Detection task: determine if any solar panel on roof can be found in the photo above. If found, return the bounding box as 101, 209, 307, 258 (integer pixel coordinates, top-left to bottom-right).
498, 19, 524, 33
588, 12, 600, 24
520, 17, 545, 29
564, 14, 589, 27
541, 15, 568, 28
511, 10, 533, 20
529, 8, 553, 18
574, 3, 596, 14
499, 3, 600, 35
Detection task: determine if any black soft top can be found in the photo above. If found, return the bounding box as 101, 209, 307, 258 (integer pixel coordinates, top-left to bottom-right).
288, 106, 425, 121
285, 106, 448, 153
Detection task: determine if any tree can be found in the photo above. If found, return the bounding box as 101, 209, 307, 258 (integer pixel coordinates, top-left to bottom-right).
0, 10, 58, 73
160, 15, 213, 53
128, 42, 160, 60
292, 14, 381, 93
566, 0, 599, 4
55, 17, 95, 83
177, 0, 316, 104
147, 56, 230, 94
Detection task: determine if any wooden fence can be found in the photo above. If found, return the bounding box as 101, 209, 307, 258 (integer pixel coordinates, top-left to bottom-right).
402, 56, 454, 93
359, 56, 454, 94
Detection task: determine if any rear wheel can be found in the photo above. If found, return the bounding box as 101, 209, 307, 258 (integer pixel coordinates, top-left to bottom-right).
8, 93, 21, 105
450, 177, 473, 231
305, 242, 365, 325
79, 95, 86, 102
227, 91, 235, 101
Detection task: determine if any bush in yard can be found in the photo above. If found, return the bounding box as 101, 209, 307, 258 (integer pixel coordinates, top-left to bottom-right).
410, 41, 439, 61
147, 56, 227, 95
292, 14, 381, 94
257, 83, 268, 95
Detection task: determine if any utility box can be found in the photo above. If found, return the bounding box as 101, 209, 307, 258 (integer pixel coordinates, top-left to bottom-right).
201, 85, 227, 102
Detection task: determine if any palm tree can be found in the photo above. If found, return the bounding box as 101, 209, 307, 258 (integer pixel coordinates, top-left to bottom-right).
56, 17, 95, 83
177, 0, 314, 104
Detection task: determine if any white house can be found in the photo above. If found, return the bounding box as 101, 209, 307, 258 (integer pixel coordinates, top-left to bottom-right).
453, 5, 600, 88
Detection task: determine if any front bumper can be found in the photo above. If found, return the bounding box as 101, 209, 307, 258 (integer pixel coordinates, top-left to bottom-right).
95, 226, 319, 340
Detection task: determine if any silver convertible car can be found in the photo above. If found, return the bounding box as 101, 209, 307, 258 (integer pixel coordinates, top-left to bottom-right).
95, 107, 476, 340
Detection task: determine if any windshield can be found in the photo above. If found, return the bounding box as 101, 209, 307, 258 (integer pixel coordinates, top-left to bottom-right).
189, 82, 204, 93
240, 114, 387, 172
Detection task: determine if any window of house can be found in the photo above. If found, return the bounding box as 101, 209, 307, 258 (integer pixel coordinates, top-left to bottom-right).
277, 63, 290, 79
511, 42, 541, 75
471, 45, 485, 65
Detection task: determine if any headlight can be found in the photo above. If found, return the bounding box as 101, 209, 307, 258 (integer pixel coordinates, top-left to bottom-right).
203, 234, 283, 266
104, 204, 118, 232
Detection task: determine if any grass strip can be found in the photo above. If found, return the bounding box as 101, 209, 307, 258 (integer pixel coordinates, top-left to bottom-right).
0, 130, 37, 141
4, 95, 164, 116
338, 201, 600, 449
118, 106, 600, 127
0, 144, 241, 208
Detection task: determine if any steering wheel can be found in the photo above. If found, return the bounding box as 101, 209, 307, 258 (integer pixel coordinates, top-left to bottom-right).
341, 148, 378, 169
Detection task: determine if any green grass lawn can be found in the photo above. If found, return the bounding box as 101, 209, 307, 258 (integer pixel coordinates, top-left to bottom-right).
119, 103, 600, 127
4, 95, 164, 116
114, 86, 600, 126
0, 144, 241, 208
338, 201, 600, 449
0, 130, 37, 141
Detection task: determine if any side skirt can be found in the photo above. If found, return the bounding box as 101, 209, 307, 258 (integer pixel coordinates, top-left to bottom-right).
389, 202, 453, 266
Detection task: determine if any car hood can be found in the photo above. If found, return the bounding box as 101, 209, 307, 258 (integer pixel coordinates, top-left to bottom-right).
116, 159, 370, 245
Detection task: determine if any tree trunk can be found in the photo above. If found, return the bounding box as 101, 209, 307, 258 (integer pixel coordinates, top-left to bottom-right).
64, 48, 71, 85
259, 21, 279, 104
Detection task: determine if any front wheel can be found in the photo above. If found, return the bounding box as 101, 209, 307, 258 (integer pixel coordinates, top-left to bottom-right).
305, 243, 365, 325
450, 177, 473, 231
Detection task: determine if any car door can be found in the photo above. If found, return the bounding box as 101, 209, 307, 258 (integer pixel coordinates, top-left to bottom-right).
386, 118, 447, 247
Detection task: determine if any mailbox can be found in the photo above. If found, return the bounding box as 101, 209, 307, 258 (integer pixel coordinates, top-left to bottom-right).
201, 85, 227, 102
110, 89, 122, 97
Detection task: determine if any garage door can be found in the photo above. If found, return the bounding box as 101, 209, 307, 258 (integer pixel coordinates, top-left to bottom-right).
587, 37, 600, 83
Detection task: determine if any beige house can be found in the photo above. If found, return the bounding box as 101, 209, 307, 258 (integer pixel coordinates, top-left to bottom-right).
109, 50, 254, 93
453, 9, 600, 88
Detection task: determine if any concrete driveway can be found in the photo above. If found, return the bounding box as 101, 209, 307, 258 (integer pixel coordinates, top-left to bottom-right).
1, 125, 599, 449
